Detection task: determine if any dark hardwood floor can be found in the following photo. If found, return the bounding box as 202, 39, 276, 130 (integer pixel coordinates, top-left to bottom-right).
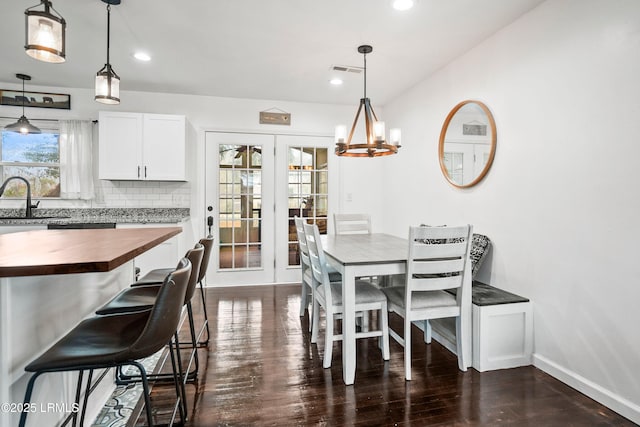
144, 284, 635, 426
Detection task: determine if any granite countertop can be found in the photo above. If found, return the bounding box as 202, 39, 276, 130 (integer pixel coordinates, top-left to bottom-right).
0, 208, 190, 225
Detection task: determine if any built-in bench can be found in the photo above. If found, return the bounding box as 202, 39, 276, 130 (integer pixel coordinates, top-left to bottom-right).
430, 280, 533, 372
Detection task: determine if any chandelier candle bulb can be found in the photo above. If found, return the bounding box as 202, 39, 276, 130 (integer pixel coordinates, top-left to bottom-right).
374, 121, 385, 142
390, 128, 401, 146
335, 125, 347, 144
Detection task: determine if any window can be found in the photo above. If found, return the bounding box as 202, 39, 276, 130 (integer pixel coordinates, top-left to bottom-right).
287, 146, 328, 266
0, 127, 60, 197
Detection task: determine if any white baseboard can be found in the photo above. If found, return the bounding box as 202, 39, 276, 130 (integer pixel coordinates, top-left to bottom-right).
533, 353, 640, 425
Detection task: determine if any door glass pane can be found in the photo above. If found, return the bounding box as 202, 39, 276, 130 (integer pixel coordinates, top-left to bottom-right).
218, 144, 263, 270
288, 146, 329, 266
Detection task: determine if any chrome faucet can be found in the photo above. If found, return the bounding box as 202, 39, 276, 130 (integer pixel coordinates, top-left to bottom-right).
0, 176, 40, 218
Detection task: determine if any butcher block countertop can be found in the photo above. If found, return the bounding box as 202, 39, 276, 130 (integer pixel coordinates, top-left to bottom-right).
0, 227, 181, 278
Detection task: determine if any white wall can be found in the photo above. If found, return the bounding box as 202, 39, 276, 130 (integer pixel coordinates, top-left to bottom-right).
380, 0, 640, 422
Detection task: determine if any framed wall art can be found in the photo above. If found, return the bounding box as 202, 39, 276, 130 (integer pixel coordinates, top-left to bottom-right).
0, 89, 70, 110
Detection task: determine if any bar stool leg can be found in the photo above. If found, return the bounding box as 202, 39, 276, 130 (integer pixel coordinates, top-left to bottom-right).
185, 302, 200, 380
18, 371, 44, 427
131, 360, 155, 427
170, 333, 187, 424
197, 280, 210, 346
78, 369, 94, 427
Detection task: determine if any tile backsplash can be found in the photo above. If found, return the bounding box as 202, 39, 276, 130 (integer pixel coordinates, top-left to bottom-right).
94, 180, 191, 208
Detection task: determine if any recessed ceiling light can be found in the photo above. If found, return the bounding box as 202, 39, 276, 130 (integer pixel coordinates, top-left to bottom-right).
330, 78, 343, 86
393, 0, 414, 11
133, 52, 151, 61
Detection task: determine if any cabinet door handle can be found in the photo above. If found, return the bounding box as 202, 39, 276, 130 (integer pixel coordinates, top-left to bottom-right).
137, 166, 141, 178
144, 166, 147, 178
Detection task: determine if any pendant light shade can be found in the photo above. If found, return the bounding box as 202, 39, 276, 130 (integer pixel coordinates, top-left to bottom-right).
335, 45, 401, 157
4, 74, 42, 135
95, 0, 121, 105
25, 0, 66, 64
95, 64, 120, 105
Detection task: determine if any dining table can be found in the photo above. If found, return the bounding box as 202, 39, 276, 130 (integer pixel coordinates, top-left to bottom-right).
321, 232, 408, 385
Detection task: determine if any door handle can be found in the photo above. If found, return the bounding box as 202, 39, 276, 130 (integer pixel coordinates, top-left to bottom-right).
207, 215, 214, 236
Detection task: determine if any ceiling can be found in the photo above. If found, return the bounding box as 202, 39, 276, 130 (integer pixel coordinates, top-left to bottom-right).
0, 0, 545, 106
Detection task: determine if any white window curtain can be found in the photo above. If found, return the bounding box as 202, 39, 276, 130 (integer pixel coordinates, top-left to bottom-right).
59, 120, 95, 200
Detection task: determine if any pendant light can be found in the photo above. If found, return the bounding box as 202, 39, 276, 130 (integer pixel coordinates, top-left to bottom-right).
95, 0, 121, 105
4, 74, 42, 135
335, 45, 401, 157
25, 0, 66, 63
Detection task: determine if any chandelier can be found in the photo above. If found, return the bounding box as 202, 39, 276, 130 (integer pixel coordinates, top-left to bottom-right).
335, 45, 401, 157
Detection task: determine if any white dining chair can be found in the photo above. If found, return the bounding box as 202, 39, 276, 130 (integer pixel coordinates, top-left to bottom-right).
382, 224, 473, 380
304, 222, 390, 369
295, 216, 341, 332
333, 213, 372, 235
295, 217, 315, 321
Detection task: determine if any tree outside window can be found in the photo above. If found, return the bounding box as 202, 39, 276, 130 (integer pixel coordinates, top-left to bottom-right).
0, 129, 60, 197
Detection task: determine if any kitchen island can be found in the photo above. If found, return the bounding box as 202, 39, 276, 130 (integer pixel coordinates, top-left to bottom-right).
0, 227, 181, 427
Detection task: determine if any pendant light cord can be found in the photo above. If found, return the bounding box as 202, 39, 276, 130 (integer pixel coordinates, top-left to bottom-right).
363, 51, 367, 99
21, 78, 25, 116
106, 4, 111, 65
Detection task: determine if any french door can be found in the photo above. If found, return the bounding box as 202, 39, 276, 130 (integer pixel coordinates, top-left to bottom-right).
205, 132, 335, 286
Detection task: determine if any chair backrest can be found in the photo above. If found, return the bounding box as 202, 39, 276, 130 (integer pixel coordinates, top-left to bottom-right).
406, 225, 473, 306
130, 257, 192, 358
334, 213, 372, 235
294, 217, 311, 272
304, 222, 335, 306
183, 243, 205, 303
197, 236, 214, 283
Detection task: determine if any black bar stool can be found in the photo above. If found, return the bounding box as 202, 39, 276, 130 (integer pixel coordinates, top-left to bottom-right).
18, 258, 192, 427
135, 236, 213, 347
96, 243, 204, 379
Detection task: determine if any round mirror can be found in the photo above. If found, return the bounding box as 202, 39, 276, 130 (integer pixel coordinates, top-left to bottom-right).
438, 100, 496, 188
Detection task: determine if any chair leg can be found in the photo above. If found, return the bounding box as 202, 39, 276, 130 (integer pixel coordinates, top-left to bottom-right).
197, 280, 211, 347
299, 281, 308, 317
185, 302, 200, 381
78, 369, 94, 427
404, 316, 412, 381
18, 371, 44, 427
308, 285, 314, 333
172, 332, 189, 420
424, 319, 432, 344
130, 361, 155, 427
380, 305, 390, 361
311, 297, 320, 344
323, 311, 334, 369
455, 315, 468, 372
170, 334, 188, 425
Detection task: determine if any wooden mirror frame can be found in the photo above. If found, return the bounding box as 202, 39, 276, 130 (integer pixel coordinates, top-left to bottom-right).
438, 100, 497, 188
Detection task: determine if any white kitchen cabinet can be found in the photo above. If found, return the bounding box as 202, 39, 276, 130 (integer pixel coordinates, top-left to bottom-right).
116, 223, 186, 277
99, 111, 186, 181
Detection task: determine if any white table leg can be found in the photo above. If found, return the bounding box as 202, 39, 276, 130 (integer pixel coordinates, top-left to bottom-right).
342, 266, 357, 385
